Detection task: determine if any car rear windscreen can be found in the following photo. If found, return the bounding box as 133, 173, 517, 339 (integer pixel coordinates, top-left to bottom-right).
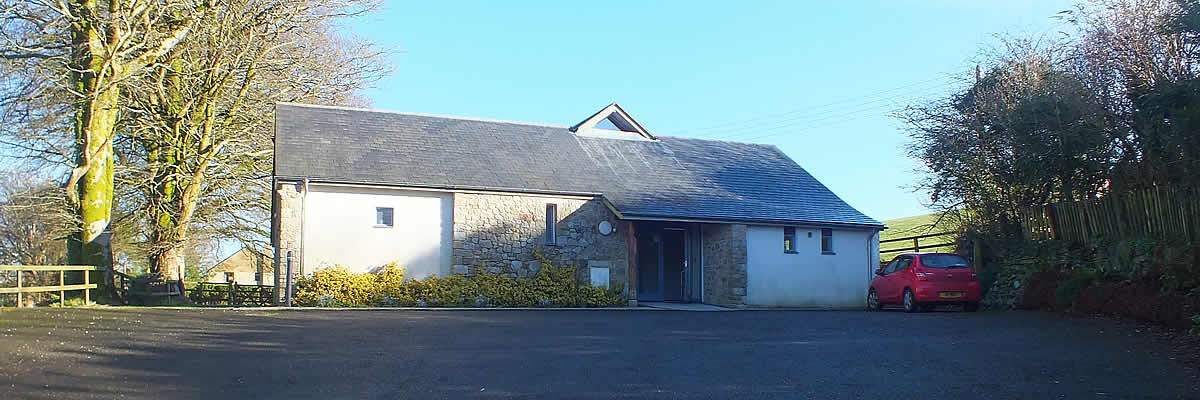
921, 254, 968, 268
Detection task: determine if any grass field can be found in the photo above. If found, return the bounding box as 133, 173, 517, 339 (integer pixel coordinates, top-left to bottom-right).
879, 213, 958, 257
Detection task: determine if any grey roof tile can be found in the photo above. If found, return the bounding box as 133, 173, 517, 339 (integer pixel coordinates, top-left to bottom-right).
274, 103, 883, 228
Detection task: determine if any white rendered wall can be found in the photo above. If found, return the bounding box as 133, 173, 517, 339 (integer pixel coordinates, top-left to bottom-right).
745, 225, 879, 308
209, 271, 261, 285
302, 185, 452, 280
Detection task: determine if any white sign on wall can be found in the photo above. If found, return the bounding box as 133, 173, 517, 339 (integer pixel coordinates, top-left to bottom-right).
590, 267, 610, 288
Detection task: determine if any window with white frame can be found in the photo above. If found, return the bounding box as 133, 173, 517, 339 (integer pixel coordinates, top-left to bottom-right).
376, 207, 394, 227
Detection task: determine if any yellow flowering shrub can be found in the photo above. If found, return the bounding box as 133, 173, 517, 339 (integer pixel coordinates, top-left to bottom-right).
374, 263, 412, 306
292, 265, 378, 307
293, 258, 625, 308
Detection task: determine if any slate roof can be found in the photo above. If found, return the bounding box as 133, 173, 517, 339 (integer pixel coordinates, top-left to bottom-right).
274, 103, 883, 228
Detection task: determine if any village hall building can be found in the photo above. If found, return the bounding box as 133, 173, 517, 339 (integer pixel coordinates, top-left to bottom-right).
271, 103, 884, 308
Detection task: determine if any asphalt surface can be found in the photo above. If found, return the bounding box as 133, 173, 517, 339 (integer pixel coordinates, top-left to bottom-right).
1, 307, 1197, 399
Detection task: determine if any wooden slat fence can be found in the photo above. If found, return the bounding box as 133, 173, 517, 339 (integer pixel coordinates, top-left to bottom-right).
0, 265, 96, 307
187, 282, 274, 307
879, 231, 959, 270
1020, 187, 1200, 244
111, 270, 186, 305
880, 231, 958, 256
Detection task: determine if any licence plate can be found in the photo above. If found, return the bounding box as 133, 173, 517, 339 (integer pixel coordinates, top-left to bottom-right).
939, 292, 963, 298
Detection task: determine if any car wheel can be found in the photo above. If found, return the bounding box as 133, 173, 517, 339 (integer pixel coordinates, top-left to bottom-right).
964, 302, 980, 312
903, 288, 920, 313
867, 289, 882, 310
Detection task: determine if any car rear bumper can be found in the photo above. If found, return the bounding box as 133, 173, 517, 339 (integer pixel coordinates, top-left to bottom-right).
913, 282, 981, 303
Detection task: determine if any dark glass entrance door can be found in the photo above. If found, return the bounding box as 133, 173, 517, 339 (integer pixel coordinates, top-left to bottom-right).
636, 231, 661, 301
662, 229, 686, 301
636, 226, 688, 302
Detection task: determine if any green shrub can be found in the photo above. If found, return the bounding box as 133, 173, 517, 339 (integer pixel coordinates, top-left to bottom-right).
986, 237, 1198, 295
51, 297, 88, 307
1157, 245, 1200, 293
1054, 270, 1097, 309
293, 258, 625, 308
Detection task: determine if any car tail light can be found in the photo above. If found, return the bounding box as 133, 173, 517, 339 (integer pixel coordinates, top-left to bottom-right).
915, 270, 929, 281
969, 272, 978, 281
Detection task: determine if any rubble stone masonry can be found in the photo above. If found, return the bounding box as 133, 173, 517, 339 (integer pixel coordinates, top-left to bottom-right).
451, 193, 629, 295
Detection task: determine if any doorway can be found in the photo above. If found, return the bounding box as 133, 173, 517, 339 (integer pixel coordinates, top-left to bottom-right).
635, 223, 699, 302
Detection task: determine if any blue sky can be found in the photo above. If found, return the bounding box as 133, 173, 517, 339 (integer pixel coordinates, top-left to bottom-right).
348, 0, 1076, 221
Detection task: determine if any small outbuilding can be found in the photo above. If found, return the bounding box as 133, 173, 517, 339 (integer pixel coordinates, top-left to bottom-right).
208, 247, 271, 286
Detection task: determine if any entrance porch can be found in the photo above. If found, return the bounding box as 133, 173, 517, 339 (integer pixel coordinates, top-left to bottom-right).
629, 222, 703, 303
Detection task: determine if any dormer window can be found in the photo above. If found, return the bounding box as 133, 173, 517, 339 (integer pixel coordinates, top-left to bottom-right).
569, 103, 656, 141
594, 117, 621, 131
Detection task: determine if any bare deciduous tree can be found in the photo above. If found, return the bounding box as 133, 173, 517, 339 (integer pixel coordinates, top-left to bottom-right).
0, 170, 76, 265
2, 0, 387, 284
117, 0, 388, 279
1, 0, 214, 275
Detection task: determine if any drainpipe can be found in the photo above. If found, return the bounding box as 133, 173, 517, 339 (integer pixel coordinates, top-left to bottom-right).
866, 230, 878, 282
285, 251, 294, 307
300, 178, 309, 277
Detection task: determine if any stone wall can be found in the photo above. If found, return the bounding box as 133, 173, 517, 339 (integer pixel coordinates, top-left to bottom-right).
981, 270, 1026, 310
272, 182, 303, 304
701, 223, 747, 307
451, 193, 629, 295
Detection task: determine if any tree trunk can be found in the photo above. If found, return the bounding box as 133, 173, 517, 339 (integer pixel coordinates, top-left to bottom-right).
65, 15, 119, 300
74, 87, 118, 273
151, 245, 186, 281
58, 0, 204, 304
62, 2, 135, 300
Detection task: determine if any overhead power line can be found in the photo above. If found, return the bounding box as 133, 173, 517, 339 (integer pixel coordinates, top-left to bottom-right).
687, 75, 955, 134
702, 82, 953, 141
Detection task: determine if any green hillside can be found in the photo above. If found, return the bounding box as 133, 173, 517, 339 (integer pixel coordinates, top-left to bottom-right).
879, 213, 958, 257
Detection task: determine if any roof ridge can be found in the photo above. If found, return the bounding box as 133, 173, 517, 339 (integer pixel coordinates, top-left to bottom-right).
655, 133, 774, 147
276, 102, 570, 129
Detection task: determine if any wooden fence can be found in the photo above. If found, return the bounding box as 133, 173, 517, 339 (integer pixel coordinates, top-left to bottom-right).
187, 282, 275, 307
112, 270, 186, 305
880, 231, 957, 257
1020, 187, 1200, 244
0, 265, 96, 307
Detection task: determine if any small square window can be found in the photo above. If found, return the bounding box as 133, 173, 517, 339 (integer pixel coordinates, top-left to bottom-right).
224, 272, 235, 282
821, 228, 834, 254
545, 204, 557, 245
783, 227, 797, 253
376, 207, 394, 227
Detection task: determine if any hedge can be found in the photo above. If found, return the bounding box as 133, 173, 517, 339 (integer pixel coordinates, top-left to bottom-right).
293, 257, 625, 308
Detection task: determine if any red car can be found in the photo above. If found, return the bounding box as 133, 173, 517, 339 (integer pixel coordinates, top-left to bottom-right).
868, 252, 981, 312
